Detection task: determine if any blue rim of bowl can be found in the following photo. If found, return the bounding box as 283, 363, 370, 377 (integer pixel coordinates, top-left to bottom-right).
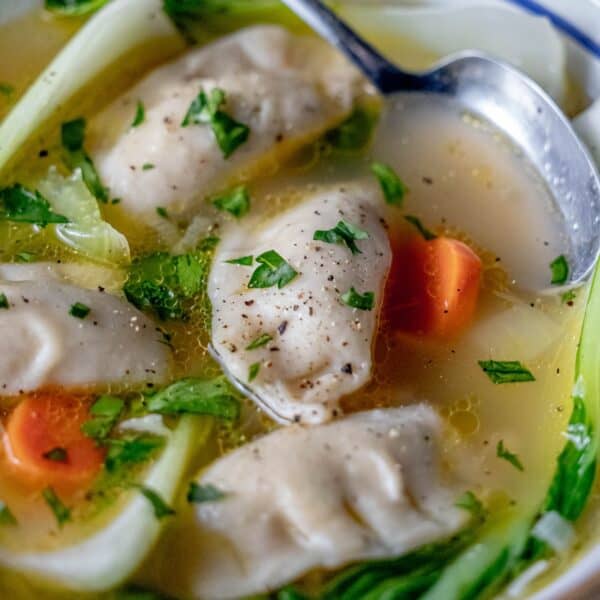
503, 0, 600, 57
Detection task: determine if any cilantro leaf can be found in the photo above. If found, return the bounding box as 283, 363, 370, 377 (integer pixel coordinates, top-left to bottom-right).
0, 184, 68, 226
69, 302, 90, 319
212, 186, 250, 218
42, 487, 71, 527
131, 100, 145, 127
81, 395, 124, 441
550, 254, 569, 285
561, 289, 577, 305
61, 117, 86, 151
246, 333, 272, 350
225, 255, 253, 266
156, 206, 168, 219
478, 360, 535, 384
0, 293, 9, 309
313, 220, 369, 255
136, 485, 175, 519
341, 287, 374, 311
370, 161, 408, 206
248, 362, 260, 382
455, 491, 487, 522
105, 436, 164, 473
326, 105, 378, 152
496, 440, 524, 471
145, 377, 240, 420
187, 482, 226, 504
45, 0, 109, 15
248, 250, 298, 289
404, 215, 437, 241
181, 88, 249, 158
0, 500, 17, 526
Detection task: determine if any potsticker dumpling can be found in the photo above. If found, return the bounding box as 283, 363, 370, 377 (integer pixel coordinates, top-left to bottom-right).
0, 263, 171, 394
145, 405, 467, 599
208, 183, 392, 424
89, 25, 367, 228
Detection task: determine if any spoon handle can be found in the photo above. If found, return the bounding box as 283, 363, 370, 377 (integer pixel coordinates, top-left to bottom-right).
280, 0, 422, 93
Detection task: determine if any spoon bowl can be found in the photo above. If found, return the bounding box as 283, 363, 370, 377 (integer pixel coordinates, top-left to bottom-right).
282, 0, 600, 287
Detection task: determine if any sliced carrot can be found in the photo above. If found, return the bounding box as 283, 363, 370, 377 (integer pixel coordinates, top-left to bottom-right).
384, 234, 482, 338
3, 390, 105, 490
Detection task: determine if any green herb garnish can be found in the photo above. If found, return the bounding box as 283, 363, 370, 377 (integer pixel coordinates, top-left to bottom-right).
326, 105, 378, 152
0, 184, 68, 226
0, 501, 17, 526
0, 294, 9, 309
0, 83, 14, 98
69, 302, 90, 319
81, 395, 124, 441
145, 376, 240, 420
142, 163, 155, 171
248, 362, 260, 382
212, 185, 250, 218
496, 440, 524, 471
131, 100, 145, 127
246, 333, 272, 350
341, 287, 374, 311
550, 255, 569, 285
136, 485, 175, 519
404, 215, 437, 241
15, 252, 35, 263
478, 360, 535, 384
182, 87, 249, 158
248, 250, 297, 289
561, 289, 577, 305
45, 0, 109, 15
42, 487, 71, 527
105, 436, 164, 473
156, 206, 169, 219
225, 255, 253, 266
455, 491, 486, 522
187, 482, 226, 504
313, 220, 369, 255
371, 161, 408, 206
43, 447, 68, 463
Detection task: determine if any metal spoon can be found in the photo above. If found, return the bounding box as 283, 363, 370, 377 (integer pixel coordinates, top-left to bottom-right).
281, 0, 600, 287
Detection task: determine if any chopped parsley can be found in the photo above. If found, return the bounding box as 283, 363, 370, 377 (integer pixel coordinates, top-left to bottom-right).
325, 105, 378, 152
69, 302, 91, 319
45, 0, 109, 15
478, 360, 535, 384
61, 117, 108, 202
248, 362, 260, 382
455, 491, 486, 522
81, 395, 124, 441
404, 215, 437, 241
496, 440, 524, 471
181, 87, 249, 158
0, 184, 68, 226
15, 251, 35, 263
370, 161, 408, 206
0, 501, 17, 526
142, 163, 155, 171
562, 289, 577, 305
105, 436, 165, 473
187, 482, 226, 504
42, 486, 71, 527
246, 333, 272, 350
248, 250, 297, 289
0, 294, 9, 309
145, 376, 240, 420
131, 100, 145, 127
43, 447, 68, 463
212, 185, 250, 218
0, 83, 14, 98
550, 254, 569, 285
156, 206, 169, 219
136, 485, 175, 519
313, 220, 369, 255
225, 255, 253, 266
341, 287, 374, 311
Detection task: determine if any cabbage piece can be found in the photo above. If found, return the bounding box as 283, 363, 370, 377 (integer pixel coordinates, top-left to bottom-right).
0, 416, 211, 594
0, 0, 185, 175
37, 167, 130, 265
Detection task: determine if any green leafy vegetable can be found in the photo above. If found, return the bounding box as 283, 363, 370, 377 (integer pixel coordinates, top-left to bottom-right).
0, 184, 68, 226
313, 220, 369, 255
341, 287, 374, 311
246, 333, 272, 350
69, 302, 90, 319
0, 501, 17, 526
562, 289, 577, 305
248, 362, 260, 382
61, 118, 108, 202
136, 485, 175, 519
370, 161, 408, 206
81, 395, 125, 441
248, 250, 297, 289
42, 487, 71, 527
43, 447, 68, 463
478, 360, 535, 384
156, 206, 168, 219
145, 377, 240, 420
496, 440, 524, 471
404, 215, 437, 241
0, 83, 14, 98
45, 0, 110, 15
105, 436, 165, 473
455, 491, 487, 522
142, 163, 155, 171
181, 87, 249, 158
212, 185, 250, 218
187, 482, 226, 503
0, 294, 9, 309
16, 252, 35, 263
550, 254, 569, 285
225, 255, 253, 266
325, 105, 378, 152
131, 100, 145, 127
